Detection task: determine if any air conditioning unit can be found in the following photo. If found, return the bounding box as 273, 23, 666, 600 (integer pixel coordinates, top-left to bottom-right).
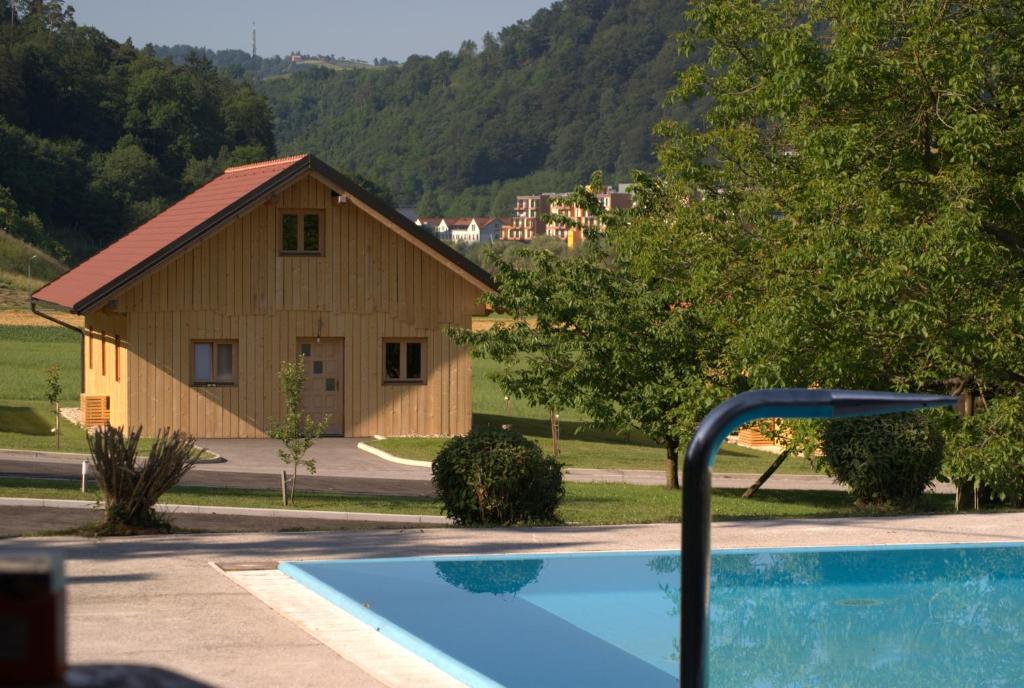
80, 395, 110, 427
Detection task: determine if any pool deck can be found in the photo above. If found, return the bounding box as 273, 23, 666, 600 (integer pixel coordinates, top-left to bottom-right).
3, 512, 1024, 687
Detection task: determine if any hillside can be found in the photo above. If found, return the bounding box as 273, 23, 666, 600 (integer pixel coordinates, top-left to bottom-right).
0, 230, 66, 309
0, 0, 703, 271
0, 0, 277, 264
258, 0, 706, 215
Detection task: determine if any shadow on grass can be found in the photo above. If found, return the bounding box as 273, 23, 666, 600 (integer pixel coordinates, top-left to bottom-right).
473, 412, 657, 448
0, 404, 52, 435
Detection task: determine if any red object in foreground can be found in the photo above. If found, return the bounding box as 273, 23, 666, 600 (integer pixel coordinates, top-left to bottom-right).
0, 555, 65, 685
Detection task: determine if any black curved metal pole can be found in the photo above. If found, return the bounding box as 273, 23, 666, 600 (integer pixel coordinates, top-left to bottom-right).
680, 389, 957, 688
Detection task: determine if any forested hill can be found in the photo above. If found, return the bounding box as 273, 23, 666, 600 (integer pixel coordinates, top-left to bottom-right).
0, 1, 276, 263
259, 0, 704, 216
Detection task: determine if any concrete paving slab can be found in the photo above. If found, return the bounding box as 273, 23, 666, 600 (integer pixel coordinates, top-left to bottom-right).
3, 513, 1023, 686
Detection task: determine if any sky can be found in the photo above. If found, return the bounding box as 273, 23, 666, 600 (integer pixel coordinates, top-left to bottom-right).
70, 0, 554, 62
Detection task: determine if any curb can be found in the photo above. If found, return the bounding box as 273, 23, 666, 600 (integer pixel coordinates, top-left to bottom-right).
0, 496, 451, 526
357, 442, 433, 468
0, 447, 226, 465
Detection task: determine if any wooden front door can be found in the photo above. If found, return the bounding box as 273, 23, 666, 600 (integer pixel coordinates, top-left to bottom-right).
298, 338, 343, 435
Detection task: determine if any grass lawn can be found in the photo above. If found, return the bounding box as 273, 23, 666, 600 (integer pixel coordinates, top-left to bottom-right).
369, 356, 816, 475
0, 477, 958, 525
0, 325, 80, 404
0, 400, 94, 453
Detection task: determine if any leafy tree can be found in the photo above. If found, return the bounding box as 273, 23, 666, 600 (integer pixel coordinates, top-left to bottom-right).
267, 355, 328, 505
944, 397, 1024, 509
633, 0, 1024, 497
451, 183, 730, 488
44, 363, 60, 449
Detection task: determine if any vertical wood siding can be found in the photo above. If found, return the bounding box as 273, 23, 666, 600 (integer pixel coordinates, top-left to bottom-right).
82, 311, 128, 428
85, 175, 483, 438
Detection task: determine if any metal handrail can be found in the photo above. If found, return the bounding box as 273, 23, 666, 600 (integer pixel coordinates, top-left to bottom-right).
680, 388, 957, 688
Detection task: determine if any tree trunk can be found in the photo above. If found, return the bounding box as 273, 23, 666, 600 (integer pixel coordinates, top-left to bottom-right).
956, 387, 976, 511
665, 437, 680, 490
290, 462, 298, 505
55, 403, 60, 450
549, 408, 560, 458
281, 470, 288, 506
742, 448, 792, 498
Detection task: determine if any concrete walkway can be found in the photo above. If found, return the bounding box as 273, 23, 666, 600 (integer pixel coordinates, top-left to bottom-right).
2, 513, 1023, 687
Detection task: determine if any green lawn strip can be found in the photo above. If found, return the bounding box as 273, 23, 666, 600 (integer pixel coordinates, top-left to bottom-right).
0, 477, 957, 526
561, 483, 956, 524
0, 401, 220, 457
0, 478, 441, 516
369, 433, 816, 475
0, 400, 94, 453
0, 326, 81, 403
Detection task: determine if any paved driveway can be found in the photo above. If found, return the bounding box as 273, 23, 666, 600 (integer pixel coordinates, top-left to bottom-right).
196, 438, 431, 480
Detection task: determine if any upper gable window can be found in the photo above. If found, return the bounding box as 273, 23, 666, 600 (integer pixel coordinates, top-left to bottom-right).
280, 210, 323, 255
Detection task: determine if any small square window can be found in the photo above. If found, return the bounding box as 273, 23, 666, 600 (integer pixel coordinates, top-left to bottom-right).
281, 210, 323, 255
192, 340, 237, 385
383, 340, 425, 384
325, 378, 336, 392
300, 343, 311, 357
313, 360, 323, 375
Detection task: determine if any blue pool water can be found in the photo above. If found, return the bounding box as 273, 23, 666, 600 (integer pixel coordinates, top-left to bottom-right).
280, 543, 1024, 687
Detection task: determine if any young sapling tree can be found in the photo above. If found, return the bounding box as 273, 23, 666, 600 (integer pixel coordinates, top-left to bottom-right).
268, 355, 329, 505
45, 364, 62, 449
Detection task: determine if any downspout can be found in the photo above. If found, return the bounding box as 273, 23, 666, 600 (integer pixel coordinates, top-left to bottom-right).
30, 300, 85, 396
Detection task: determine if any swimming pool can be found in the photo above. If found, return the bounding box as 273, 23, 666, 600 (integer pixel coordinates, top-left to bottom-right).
280, 542, 1024, 687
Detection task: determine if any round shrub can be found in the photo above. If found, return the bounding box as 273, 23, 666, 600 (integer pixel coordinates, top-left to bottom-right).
431, 429, 564, 526
819, 412, 944, 507
944, 397, 1024, 507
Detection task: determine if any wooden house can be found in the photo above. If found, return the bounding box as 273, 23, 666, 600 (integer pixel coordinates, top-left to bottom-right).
31, 154, 493, 438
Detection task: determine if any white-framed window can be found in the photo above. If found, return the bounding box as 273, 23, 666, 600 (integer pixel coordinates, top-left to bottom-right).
192, 340, 238, 385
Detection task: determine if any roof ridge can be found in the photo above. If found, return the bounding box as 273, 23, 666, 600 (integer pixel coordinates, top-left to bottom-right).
224, 154, 309, 174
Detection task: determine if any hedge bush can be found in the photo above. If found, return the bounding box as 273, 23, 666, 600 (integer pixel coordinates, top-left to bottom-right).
431, 429, 564, 526
818, 412, 944, 507
944, 397, 1024, 507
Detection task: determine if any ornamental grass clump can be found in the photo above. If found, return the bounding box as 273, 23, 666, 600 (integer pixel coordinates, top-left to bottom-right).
88, 426, 201, 534
432, 429, 563, 526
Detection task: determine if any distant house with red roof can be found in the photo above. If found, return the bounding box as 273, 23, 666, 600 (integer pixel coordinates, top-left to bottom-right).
32, 155, 492, 438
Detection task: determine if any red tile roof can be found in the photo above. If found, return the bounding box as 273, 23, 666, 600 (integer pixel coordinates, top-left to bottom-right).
33, 155, 309, 311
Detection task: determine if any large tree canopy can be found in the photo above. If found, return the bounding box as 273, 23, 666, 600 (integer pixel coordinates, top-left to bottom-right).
649, 0, 1024, 402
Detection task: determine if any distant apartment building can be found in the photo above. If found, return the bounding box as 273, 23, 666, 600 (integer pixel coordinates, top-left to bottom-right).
547, 189, 633, 242
504, 189, 633, 243
506, 194, 554, 241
